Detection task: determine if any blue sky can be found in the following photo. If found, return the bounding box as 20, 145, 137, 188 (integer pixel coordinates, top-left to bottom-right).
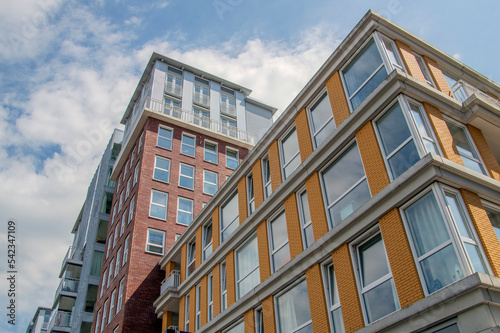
1, 0, 499, 331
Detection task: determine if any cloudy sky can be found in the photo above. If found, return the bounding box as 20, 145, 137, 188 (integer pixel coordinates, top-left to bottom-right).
1, 0, 499, 331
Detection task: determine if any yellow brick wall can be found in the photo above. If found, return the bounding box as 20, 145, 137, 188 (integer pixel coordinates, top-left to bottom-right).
262, 295, 277, 333
423, 102, 464, 165
226, 251, 236, 307
212, 264, 221, 318
379, 209, 424, 308
257, 220, 271, 282
189, 286, 196, 330
467, 124, 500, 181
327, 71, 351, 126
238, 177, 248, 224
212, 207, 220, 251
268, 141, 282, 190
460, 189, 500, 276
162, 312, 172, 332
195, 226, 202, 269
244, 308, 255, 333
179, 296, 186, 331
295, 108, 313, 162
355, 122, 390, 195
424, 56, 453, 97
332, 244, 365, 333
200, 275, 208, 327
395, 40, 427, 84
252, 160, 265, 208
284, 193, 304, 259
305, 172, 329, 241
306, 264, 330, 332
165, 261, 176, 277
180, 243, 187, 283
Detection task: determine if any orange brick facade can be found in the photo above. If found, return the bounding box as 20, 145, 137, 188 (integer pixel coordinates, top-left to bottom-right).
327, 71, 350, 127
305, 172, 329, 241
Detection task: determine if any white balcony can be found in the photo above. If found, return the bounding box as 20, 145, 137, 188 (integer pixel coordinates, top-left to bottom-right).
53, 277, 79, 308
59, 246, 83, 278
47, 310, 72, 333
193, 91, 210, 107
220, 102, 236, 117
160, 270, 180, 295
165, 82, 182, 96
154, 270, 181, 315
451, 80, 500, 109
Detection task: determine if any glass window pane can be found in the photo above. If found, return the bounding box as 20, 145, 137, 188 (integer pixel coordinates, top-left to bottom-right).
377, 103, 412, 155
359, 234, 389, 287
332, 308, 345, 333
310, 93, 333, 132
271, 212, 288, 247
387, 140, 420, 179
284, 154, 301, 179
350, 66, 387, 110
464, 243, 487, 274
362, 279, 398, 323
420, 244, 463, 293
445, 194, 472, 238
277, 280, 312, 333
343, 39, 383, 96
485, 207, 500, 241
272, 243, 290, 271
328, 179, 371, 225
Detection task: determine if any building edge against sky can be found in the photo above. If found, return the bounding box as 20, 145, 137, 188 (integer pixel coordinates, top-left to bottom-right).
153, 9, 500, 333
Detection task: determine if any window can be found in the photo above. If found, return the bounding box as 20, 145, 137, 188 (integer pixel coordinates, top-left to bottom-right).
113, 225, 119, 248
184, 294, 190, 332
342, 34, 405, 110
100, 269, 107, 297
107, 259, 114, 287
187, 240, 196, 277
165, 66, 182, 96
194, 77, 210, 106
181, 133, 196, 157
128, 196, 134, 224
262, 156, 272, 199
236, 235, 260, 299
108, 289, 116, 322
268, 211, 290, 272
157, 126, 173, 150
125, 179, 131, 198
179, 163, 195, 190
138, 132, 143, 154
220, 87, 236, 117
414, 54, 435, 87
114, 248, 121, 277
402, 185, 489, 295
221, 116, 237, 137
208, 274, 213, 321
280, 127, 301, 180
177, 197, 194, 225
95, 309, 101, 333
195, 284, 201, 330
255, 307, 264, 333
375, 97, 439, 180
106, 235, 112, 258
194, 107, 210, 128
324, 263, 344, 333
220, 193, 239, 243
483, 202, 500, 242
122, 235, 129, 266
133, 164, 139, 186
118, 192, 123, 211
202, 223, 213, 261
150, 190, 168, 220
308, 90, 336, 147
164, 96, 181, 115
221, 262, 227, 311
204, 141, 218, 164
146, 229, 165, 254
113, 326, 119, 333
120, 214, 126, 236
354, 231, 399, 323
224, 321, 244, 333
226, 148, 239, 169
101, 299, 108, 331
153, 156, 171, 183
445, 120, 487, 175
297, 189, 314, 249
247, 173, 255, 215
111, 206, 116, 225
203, 170, 218, 195
321, 142, 371, 227
276, 279, 312, 333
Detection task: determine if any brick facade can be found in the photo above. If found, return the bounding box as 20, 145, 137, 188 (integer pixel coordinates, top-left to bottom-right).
395, 40, 427, 84
306, 264, 330, 333
295, 108, 314, 162
327, 71, 350, 127
305, 172, 329, 241
284, 192, 304, 259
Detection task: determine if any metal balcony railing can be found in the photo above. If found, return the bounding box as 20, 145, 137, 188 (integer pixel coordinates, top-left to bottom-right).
193, 91, 210, 106
47, 310, 72, 332
165, 82, 182, 96
162, 325, 179, 333
160, 270, 180, 295
220, 102, 236, 117
55, 277, 79, 300
450, 80, 500, 108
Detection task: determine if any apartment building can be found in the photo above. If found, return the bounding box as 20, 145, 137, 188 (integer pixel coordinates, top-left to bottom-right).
154, 10, 500, 333
92, 54, 276, 332
27, 307, 52, 333
47, 129, 123, 333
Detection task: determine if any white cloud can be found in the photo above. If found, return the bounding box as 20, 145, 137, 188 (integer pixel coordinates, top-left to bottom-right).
453, 52, 461, 60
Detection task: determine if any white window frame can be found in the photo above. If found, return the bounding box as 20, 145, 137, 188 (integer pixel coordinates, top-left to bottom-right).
106, 234, 112, 258
107, 258, 114, 287
113, 225, 119, 248
413, 53, 436, 87
186, 239, 196, 277
120, 213, 126, 236
137, 132, 143, 154
95, 309, 101, 333
122, 235, 129, 266
101, 299, 108, 332
235, 234, 260, 300
149, 190, 168, 220
108, 289, 116, 323
118, 192, 123, 212
203, 169, 218, 196
267, 209, 290, 273
255, 306, 264, 333
125, 178, 131, 198
194, 106, 210, 128
177, 196, 194, 225
153, 155, 171, 183
279, 126, 301, 180
114, 248, 121, 277
165, 66, 183, 96
220, 87, 236, 117
184, 293, 190, 332
275, 278, 312, 333
133, 164, 139, 186
157, 125, 173, 150
111, 205, 116, 226
128, 196, 134, 224
100, 269, 107, 297
322, 261, 344, 333
246, 173, 255, 215
297, 187, 314, 249
202, 222, 213, 262
226, 147, 239, 170
194, 76, 210, 107
208, 273, 214, 321
482, 200, 500, 243
146, 228, 165, 255
221, 261, 227, 311
179, 163, 195, 190
220, 192, 239, 243
262, 155, 272, 199
195, 283, 201, 330
181, 133, 196, 158
307, 88, 336, 148
204, 140, 218, 164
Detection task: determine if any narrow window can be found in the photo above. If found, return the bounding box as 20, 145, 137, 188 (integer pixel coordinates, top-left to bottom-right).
247, 173, 255, 215
297, 189, 314, 249
226, 148, 239, 169
236, 235, 260, 299
122, 235, 129, 266
149, 190, 168, 220
204, 141, 218, 164
165, 66, 183, 96
280, 127, 301, 180
187, 240, 196, 277
113, 225, 119, 248
194, 77, 210, 107
220, 87, 236, 117
153, 156, 171, 183
100, 269, 107, 298
276, 279, 312, 333
146, 229, 165, 254
133, 164, 139, 186
262, 155, 272, 199
108, 289, 116, 322
483, 202, 500, 242
107, 259, 114, 287
116, 278, 124, 314
208, 274, 214, 321
94, 309, 101, 333
181, 133, 196, 157
220, 193, 239, 243
157, 126, 173, 150
128, 196, 135, 224
101, 300, 108, 331
120, 214, 126, 236
125, 179, 131, 198
179, 163, 195, 190
114, 248, 121, 277
202, 223, 213, 261
221, 262, 227, 311
308, 91, 336, 147
203, 170, 218, 195
268, 211, 290, 272
414, 54, 435, 87
255, 307, 264, 333
184, 294, 190, 332
324, 263, 345, 333
195, 284, 201, 330
177, 197, 194, 225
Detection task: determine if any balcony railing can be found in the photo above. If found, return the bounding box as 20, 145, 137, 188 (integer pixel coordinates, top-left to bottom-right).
55, 277, 79, 299
163, 325, 179, 333
160, 270, 180, 295
165, 82, 182, 96
193, 91, 210, 106
220, 102, 236, 117
450, 80, 500, 108
60, 246, 83, 270
48, 310, 72, 332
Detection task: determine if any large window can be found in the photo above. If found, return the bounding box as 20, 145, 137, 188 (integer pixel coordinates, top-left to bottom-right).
445, 120, 487, 175
202, 223, 213, 261
402, 185, 488, 295
224, 321, 244, 333
221, 262, 227, 311
226, 148, 239, 170
247, 173, 255, 215
203, 170, 218, 195
181, 133, 196, 157
153, 156, 171, 183
194, 77, 210, 106
342, 34, 405, 110
221, 116, 237, 137
235, 235, 260, 299
146, 229, 165, 254
308, 90, 336, 147
149, 190, 168, 220
220, 87, 236, 117
297, 189, 314, 249
321, 142, 371, 227
374, 97, 439, 180
177, 197, 194, 225
354, 231, 399, 323
324, 263, 344, 333
268, 211, 290, 272
194, 107, 210, 128
164, 96, 181, 115
276, 279, 312, 333
179, 163, 195, 190
187, 240, 196, 277
220, 193, 239, 243
204, 141, 218, 164
165, 66, 182, 95
262, 156, 272, 199
157, 126, 173, 150
280, 127, 301, 180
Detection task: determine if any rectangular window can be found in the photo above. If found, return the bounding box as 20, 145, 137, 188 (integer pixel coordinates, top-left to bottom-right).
236, 235, 260, 299
185, 294, 190, 332
308, 90, 336, 147
208, 274, 213, 321
203, 170, 218, 195
95, 309, 101, 333
255, 307, 264, 333
247, 173, 255, 215
414, 54, 435, 87
276, 279, 312, 333
113, 225, 119, 248
297, 189, 314, 249
106, 235, 112, 258
374, 97, 439, 180
153, 156, 171, 183
483, 202, 500, 242
118, 192, 123, 212
133, 164, 139, 186
101, 300, 108, 331
181, 133, 196, 157
177, 197, 194, 225
280, 127, 301, 180
120, 214, 126, 236
221, 261, 227, 311
164, 96, 181, 116
195, 284, 201, 330
220, 87, 236, 117
268, 211, 290, 272
146, 228, 165, 254
114, 248, 121, 277
445, 119, 487, 175
221, 116, 237, 137
194, 77, 210, 106
111, 205, 116, 226
194, 107, 210, 128
187, 240, 196, 277
122, 235, 129, 266
179, 163, 195, 190
226, 148, 239, 169
157, 126, 173, 150
128, 196, 134, 224
150, 190, 168, 220
108, 289, 116, 322
354, 231, 399, 323
204, 141, 218, 164
125, 179, 131, 198
165, 66, 183, 96
224, 321, 244, 333
324, 263, 344, 333
321, 142, 371, 227
100, 269, 107, 298
202, 223, 213, 261
107, 258, 114, 287
138, 132, 143, 154
262, 156, 272, 199
220, 193, 239, 243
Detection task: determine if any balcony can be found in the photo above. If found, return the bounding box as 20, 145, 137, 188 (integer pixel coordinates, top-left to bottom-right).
165, 82, 182, 96
59, 246, 83, 278
53, 277, 79, 308
160, 270, 180, 295
193, 91, 210, 107
154, 270, 181, 315
451, 80, 500, 109
220, 102, 236, 117
47, 310, 72, 333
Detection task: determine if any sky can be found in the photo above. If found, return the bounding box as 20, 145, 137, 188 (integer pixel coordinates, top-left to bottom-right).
1, 0, 499, 331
